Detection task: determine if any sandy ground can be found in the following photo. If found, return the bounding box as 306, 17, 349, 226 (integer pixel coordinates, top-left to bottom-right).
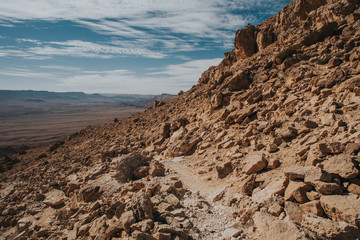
0, 106, 144, 149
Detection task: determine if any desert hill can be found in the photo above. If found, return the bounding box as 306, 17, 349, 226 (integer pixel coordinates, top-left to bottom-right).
1, 0, 360, 239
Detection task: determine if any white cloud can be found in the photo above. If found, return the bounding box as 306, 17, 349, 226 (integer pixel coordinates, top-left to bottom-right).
55, 58, 222, 94
40, 65, 82, 71
0, 67, 56, 78
0, 0, 267, 50
0, 40, 166, 59
16, 38, 41, 44
148, 58, 223, 83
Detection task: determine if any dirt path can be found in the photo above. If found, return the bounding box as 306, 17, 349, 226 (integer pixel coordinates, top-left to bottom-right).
163, 156, 244, 239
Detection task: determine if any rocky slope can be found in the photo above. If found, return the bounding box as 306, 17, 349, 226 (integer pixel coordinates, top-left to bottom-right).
1, 0, 360, 239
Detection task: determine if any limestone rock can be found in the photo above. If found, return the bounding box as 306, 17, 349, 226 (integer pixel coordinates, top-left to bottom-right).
114, 152, 148, 182
43, 189, 66, 207
253, 211, 308, 240
236, 174, 256, 196
323, 154, 359, 179
301, 213, 360, 240
320, 195, 360, 227
223, 228, 242, 239
299, 200, 324, 217
285, 181, 312, 203
252, 177, 289, 203
243, 153, 267, 174
216, 161, 233, 178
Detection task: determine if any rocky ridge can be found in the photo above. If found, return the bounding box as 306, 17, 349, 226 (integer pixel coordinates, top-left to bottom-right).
1, 0, 360, 239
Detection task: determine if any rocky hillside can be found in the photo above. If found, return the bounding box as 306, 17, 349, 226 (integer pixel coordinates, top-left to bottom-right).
1, 0, 360, 239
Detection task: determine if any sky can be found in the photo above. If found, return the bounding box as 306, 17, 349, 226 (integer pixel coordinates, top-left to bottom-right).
0, 0, 291, 94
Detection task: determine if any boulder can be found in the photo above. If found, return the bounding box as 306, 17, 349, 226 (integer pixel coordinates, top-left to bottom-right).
252, 177, 289, 203
236, 174, 256, 196
209, 186, 227, 202
320, 195, 360, 227
243, 153, 267, 174
299, 200, 324, 217
253, 211, 308, 240
285, 201, 303, 224
322, 154, 359, 179
285, 181, 312, 203
223, 228, 242, 239
234, 24, 258, 59
43, 189, 66, 207
114, 152, 148, 182
149, 160, 165, 177
301, 213, 360, 240
318, 142, 344, 155
216, 161, 233, 178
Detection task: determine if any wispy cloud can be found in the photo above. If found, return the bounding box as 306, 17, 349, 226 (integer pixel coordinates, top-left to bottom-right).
39, 65, 82, 71
0, 67, 56, 78
148, 58, 223, 84
0, 40, 166, 59
0, 0, 286, 52
56, 58, 222, 94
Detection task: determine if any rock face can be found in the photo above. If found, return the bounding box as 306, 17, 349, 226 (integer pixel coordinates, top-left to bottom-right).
1, 0, 360, 239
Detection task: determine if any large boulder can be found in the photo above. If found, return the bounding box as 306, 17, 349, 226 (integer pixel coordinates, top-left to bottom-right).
253, 211, 308, 240
322, 154, 359, 179
113, 152, 149, 182
302, 213, 360, 240
43, 189, 67, 207
243, 153, 267, 174
320, 195, 360, 227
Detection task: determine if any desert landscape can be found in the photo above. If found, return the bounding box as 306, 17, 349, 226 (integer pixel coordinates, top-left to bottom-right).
1, 0, 360, 239
0, 90, 174, 156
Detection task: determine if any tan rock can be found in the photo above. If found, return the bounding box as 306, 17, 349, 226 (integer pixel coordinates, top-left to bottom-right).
305, 149, 322, 166
322, 154, 359, 179
253, 211, 308, 240
285, 181, 312, 203
236, 174, 256, 196
306, 191, 320, 201
299, 200, 324, 217
243, 153, 267, 174
43, 189, 67, 207
348, 183, 360, 195
89, 216, 106, 237
267, 158, 280, 169
105, 218, 123, 238
209, 186, 227, 202
149, 160, 165, 177
318, 142, 344, 155
252, 177, 289, 203
301, 213, 360, 240
345, 143, 360, 155
320, 195, 360, 227
216, 161, 233, 179
285, 201, 303, 224
312, 181, 342, 195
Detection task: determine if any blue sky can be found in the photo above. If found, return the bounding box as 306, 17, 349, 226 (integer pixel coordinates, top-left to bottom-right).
0, 0, 291, 94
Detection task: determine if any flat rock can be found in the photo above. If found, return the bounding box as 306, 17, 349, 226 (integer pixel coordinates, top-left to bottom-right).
285, 181, 312, 203
320, 195, 360, 227
322, 154, 359, 179
223, 228, 242, 239
216, 161, 233, 179
243, 153, 267, 174
253, 211, 308, 240
43, 189, 66, 207
209, 186, 227, 202
301, 213, 360, 240
252, 177, 289, 203
299, 200, 324, 217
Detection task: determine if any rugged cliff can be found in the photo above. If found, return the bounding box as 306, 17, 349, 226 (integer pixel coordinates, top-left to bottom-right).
1, 0, 360, 239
